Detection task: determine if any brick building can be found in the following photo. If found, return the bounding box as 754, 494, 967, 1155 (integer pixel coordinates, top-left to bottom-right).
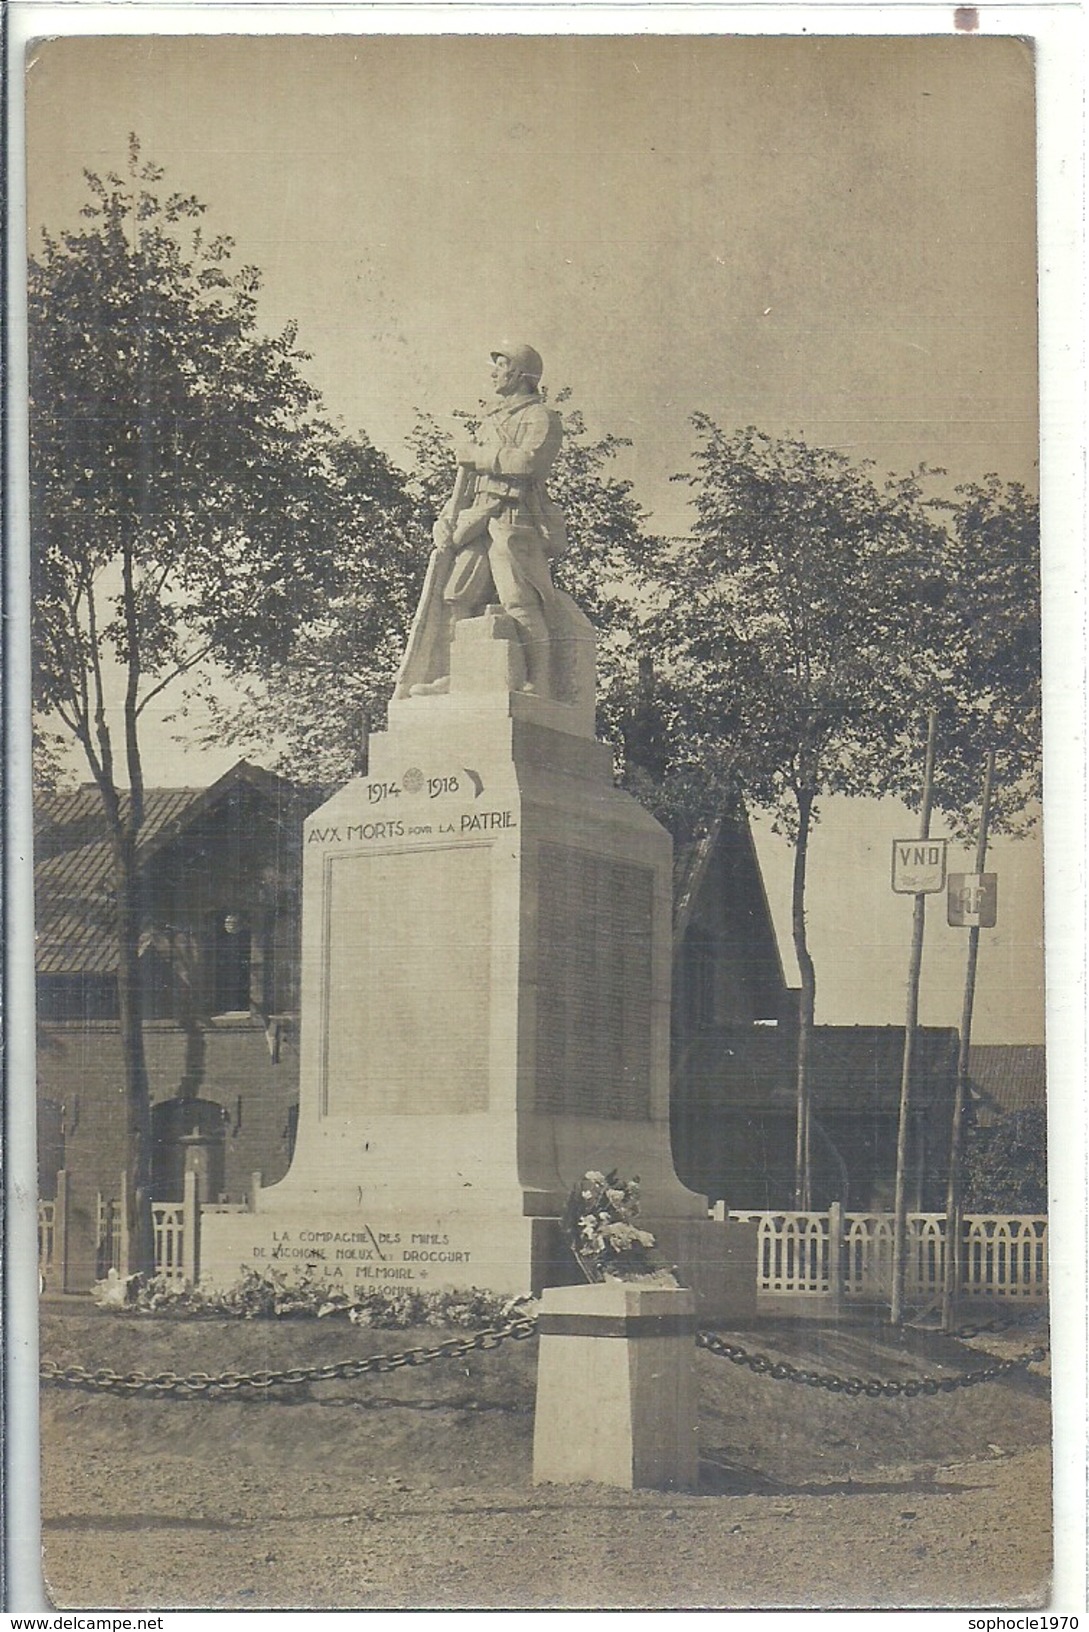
35, 762, 317, 1287
965, 1044, 1046, 1126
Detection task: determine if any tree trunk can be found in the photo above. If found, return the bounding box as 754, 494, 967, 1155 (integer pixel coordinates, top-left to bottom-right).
116, 525, 155, 1277
111, 834, 155, 1278
792, 789, 817, 1210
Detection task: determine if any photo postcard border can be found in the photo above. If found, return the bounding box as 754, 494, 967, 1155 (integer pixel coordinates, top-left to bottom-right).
3, 4, 1085, 1619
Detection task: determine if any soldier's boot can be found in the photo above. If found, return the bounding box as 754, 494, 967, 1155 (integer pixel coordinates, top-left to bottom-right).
508, 599, 551, 698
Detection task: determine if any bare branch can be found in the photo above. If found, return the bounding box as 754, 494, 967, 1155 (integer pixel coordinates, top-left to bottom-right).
134, 640, 215, 717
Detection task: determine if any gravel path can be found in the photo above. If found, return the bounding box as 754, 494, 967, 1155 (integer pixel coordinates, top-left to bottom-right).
42, 1439, 1051, 1610
39, 1305, 1053, 1610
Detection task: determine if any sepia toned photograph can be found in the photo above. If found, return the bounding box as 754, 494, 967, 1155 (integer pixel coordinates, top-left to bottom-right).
8, 15, 1080, 1615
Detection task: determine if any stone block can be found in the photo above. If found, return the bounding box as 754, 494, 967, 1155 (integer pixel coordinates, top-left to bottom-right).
449, 605, 527, 694
533, 1280, 699, 1491
651, 1215, 759, 1325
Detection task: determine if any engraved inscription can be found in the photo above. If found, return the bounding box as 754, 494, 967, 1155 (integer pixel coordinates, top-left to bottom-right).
323, 847, 490, 1116
306, 809, 514, 844
535, 844, 653, 1119
247, 1224, 472, 1286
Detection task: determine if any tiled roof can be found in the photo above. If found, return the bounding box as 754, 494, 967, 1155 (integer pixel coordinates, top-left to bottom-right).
676, 1022, 959, 1112
35, 763, 307, 977
36, 789, 210, 976
36, 785, 205, 860
967, 1044, 1047, 1123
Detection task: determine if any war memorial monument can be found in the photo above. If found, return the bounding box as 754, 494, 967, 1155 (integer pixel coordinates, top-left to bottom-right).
200, 343, 742, 1315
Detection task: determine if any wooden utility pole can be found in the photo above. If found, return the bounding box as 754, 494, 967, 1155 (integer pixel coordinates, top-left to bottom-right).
890, 709, 938, 1326
941, 749, 996, 1333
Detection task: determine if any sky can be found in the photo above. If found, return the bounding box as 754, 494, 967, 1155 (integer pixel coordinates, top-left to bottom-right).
25, 33, 1039, 533
22, 31, 1049, 1041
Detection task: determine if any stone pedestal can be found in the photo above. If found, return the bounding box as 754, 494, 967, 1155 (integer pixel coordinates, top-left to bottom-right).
200, 605, 707, 1300
533, 1281, 699, 1491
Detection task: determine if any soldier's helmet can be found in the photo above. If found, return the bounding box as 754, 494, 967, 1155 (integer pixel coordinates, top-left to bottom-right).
490, 342, 543, 384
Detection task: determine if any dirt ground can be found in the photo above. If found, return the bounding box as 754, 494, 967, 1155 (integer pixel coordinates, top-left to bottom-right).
38, 1302, 1053, 1611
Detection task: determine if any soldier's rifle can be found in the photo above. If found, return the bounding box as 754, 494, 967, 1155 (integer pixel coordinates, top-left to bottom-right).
393, 460, 473, 699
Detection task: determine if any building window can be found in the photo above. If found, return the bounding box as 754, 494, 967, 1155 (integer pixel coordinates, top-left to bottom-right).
38, 973, 119, 1021
212, 914, 252, 1014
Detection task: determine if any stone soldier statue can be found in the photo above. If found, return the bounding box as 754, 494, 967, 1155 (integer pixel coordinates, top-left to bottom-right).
397, 342, 569, 699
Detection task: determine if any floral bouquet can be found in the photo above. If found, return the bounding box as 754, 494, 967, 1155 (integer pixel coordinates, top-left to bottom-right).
562, 1169, 660, 1283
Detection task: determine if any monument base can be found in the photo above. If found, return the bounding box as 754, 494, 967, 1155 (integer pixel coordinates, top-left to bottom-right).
533, 1281, 699, 1492
199, 1203, 752, 1321
199, 1203, 562, 1299
200, 606, 732, 1308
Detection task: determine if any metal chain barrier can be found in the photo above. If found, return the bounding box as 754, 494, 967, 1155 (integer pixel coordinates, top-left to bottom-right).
39, 1316, 540, 1398
695, 1328, 1048, 1398
41, 1310, 1049, 1403
952, 1309, 1049, 1340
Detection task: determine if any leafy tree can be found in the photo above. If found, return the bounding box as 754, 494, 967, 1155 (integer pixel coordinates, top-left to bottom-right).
195, 427, 430, 785
28, 137, 401, 1271
31, 720, 69, 798
643, 420, 951, 1207
912, 477, 1042, 1319
963, 1107, 1047, 1212
635, 426, 1041, 1213
215, 391, 656, 784
914, 475, 1042, 835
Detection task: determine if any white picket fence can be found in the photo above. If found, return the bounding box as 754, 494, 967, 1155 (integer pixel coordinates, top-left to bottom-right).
38, 1184, 1046, 1307
97, 1190, 195, 1285
152, 1202, 188, 1285
39, 1170, 201, 1291
724, 1208, 1048, 1305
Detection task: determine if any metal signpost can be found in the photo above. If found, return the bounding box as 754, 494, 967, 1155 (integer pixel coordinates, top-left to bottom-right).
942, 750, 997, 1332
890, 711, 941, 1327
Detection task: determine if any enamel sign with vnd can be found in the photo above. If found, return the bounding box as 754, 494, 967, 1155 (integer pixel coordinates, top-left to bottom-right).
891, 839, 948, 894
947, 872, 998, 928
